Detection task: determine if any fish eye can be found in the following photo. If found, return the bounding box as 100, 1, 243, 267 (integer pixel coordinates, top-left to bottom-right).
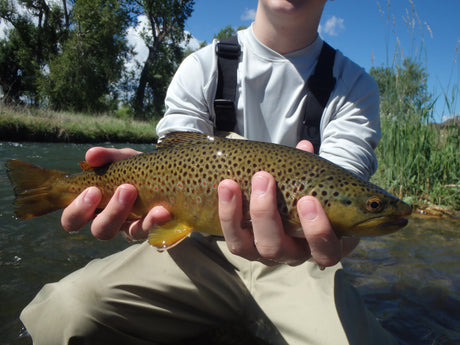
366, 197, 384, 213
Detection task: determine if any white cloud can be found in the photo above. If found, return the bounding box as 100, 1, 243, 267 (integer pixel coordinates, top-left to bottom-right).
0, 0, 32, 39
0, 21, 13, 39
125, 15, 149, 70
319, 15, 345, 37
241, 8, 256, 21
180, 32, 201, 51
125, 15, 201, 73
2, 0, 63, 29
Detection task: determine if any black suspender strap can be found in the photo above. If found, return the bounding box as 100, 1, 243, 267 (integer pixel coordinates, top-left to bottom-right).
214, 36, 241, 131
214, 38, 336, 155
302, 42, 336, 154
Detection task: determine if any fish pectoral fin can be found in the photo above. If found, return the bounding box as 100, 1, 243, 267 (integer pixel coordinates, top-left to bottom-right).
148, 220, 192, 251
79, 161, 94, 171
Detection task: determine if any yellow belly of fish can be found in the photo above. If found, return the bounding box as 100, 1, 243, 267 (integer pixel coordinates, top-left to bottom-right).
135, 188, 223, 250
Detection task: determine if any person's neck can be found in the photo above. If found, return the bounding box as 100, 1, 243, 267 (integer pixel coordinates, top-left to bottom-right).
253, 5, 323, 54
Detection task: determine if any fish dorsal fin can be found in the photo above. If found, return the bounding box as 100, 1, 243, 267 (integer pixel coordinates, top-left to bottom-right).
80, 161, 94, 171
156, 131, 217, 149
215, 131, 248, 140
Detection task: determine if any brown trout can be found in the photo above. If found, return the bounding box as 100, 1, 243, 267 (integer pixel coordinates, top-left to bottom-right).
6, 132, 411, 249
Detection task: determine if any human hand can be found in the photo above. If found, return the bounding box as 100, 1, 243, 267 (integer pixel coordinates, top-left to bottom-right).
218, 140, 360, 267
61, 147, 171, 241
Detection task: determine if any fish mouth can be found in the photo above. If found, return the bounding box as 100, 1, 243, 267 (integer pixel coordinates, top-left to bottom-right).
352, 215, 410, 236
350, 202, 412, 236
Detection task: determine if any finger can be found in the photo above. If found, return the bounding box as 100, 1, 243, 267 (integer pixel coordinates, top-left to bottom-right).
218, 179, 259, 260
250, 172, 308, 265
61, 187, 102, 233
296, 140, 314, 153
298, 196, 342, 267
125, 206, 172, 241
91, 184, 138, 240
85, 147, 141, 167
341, 237, 360, 257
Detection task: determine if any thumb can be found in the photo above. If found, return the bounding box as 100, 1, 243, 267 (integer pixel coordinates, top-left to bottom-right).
296, 140, 314, 153
297, 196, 342, 267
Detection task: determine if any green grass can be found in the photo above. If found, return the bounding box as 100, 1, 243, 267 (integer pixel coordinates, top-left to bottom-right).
368, 60, 459, 211
369, 0, 459, 212
0, 106, 158, 143
1, 103, 458, 211
372, 111, 459, 211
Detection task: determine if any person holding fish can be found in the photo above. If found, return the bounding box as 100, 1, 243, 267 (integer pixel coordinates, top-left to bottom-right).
20, 0, 401, 344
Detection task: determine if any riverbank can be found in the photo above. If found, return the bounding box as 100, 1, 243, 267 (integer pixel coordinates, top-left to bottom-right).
1, 106, 458, 213
0, 106, 157, 143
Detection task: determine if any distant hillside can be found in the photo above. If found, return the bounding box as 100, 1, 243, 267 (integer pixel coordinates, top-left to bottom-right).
435, 116, 459, 128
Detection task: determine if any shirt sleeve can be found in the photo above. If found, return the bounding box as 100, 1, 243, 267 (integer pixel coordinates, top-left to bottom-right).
319, 53, 381, 181
156, 44, 218, 138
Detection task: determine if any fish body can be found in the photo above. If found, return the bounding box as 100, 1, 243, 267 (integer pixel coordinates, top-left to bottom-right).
6, 132, 411, 249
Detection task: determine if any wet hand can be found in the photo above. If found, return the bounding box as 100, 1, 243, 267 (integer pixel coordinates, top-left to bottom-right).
61, 147, 171, 241
218, 140, 360, 267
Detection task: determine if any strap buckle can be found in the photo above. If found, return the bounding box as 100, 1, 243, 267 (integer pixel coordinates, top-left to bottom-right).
215, 42, 241, 59
214, 99, 237, 131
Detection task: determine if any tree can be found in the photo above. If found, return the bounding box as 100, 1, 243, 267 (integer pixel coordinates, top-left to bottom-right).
131, 0, 194, 118
0, 0, 130, 111
137, 40, 184, 117
213, 25, 236, 41
0, 0, 66, 104
0, 0, 195, 115
0, 27, 36, 104
213, 25, 248, 41
370, 58, 432, 119
41, 0, 130, 112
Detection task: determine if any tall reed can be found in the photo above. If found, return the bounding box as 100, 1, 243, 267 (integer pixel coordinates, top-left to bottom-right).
372, 1, 459, 210
372, 101, 459, 210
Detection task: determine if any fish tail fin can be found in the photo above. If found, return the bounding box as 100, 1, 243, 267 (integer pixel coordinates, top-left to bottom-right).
5, 159, 71, 220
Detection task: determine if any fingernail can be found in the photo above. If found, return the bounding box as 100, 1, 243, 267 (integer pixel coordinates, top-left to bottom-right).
83, 187, 99, 205
299, 198, 318, 221
252, 174, 269, 196
117, 186, 136, 205
219, 186, 234, 204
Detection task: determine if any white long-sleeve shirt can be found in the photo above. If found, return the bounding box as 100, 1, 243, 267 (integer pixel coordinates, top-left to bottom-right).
156, 25, 380, 180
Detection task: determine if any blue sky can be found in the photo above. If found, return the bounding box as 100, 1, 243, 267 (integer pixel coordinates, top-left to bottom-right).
183, 0, 459, 122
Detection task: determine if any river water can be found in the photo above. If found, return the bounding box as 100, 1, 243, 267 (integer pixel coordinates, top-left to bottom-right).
0, 141, 459, 345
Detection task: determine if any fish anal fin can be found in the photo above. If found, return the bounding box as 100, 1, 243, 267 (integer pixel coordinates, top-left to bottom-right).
148, 220, 192, 251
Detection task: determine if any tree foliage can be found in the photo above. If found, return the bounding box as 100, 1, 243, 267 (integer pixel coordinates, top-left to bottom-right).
213, 25, 248, 41
41, 0, 130, 112
0, 0, 66, 104
370, 58, 433, 119
131, 0, 194, 118
0, 0, 196, 117
369, 59, 458, 209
